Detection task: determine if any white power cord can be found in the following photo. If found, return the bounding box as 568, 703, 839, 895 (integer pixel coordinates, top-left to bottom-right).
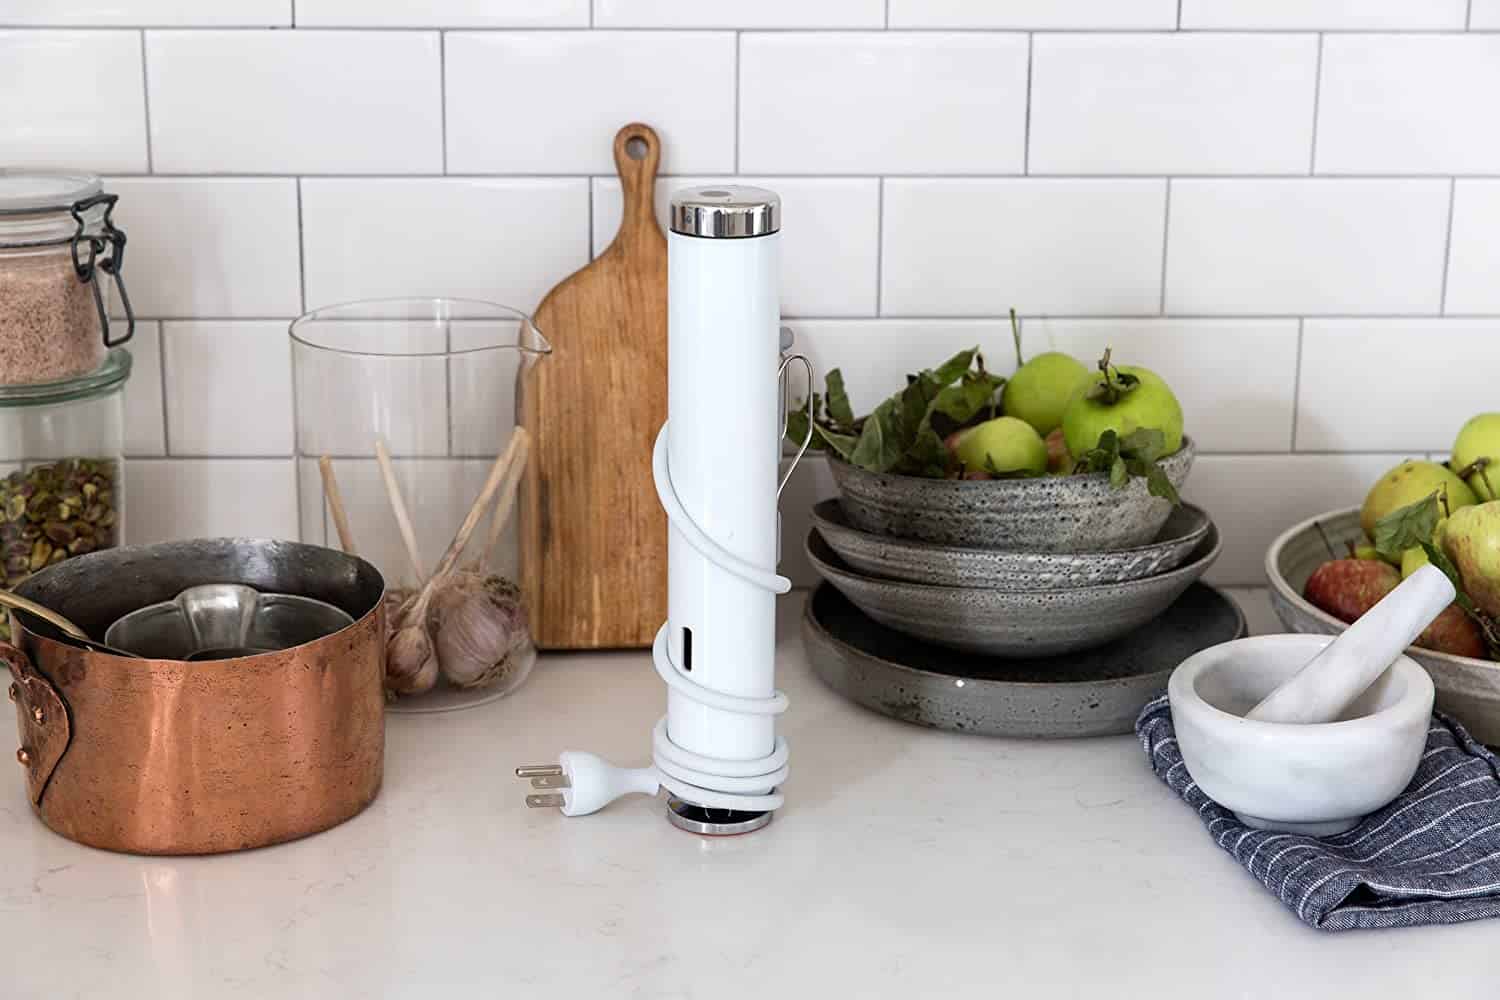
517, 424, 790, 820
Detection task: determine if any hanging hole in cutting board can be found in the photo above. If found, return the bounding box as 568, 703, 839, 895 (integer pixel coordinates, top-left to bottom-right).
626, 137, 649, 160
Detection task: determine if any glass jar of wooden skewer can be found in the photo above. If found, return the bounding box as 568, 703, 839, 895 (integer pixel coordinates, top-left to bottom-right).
290, 298, 551, 712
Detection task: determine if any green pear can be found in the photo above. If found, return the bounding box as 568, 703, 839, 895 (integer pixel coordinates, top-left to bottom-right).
1359, 460, 1477, 539
1061, 357, 1184, 459
1002, 353, 1091, 436
1401, 547, 1429, 578
951, 416, 1047, 476
1452, 413, 1500, 501
1442, 501, 1500, 619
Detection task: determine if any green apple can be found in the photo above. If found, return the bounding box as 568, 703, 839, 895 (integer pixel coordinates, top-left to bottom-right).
1002, 352, 1091, 436
951, 416, 1047, 476
1442, 501, 1500, 619
1359, 460, 1476, 539
1452, 413, 1500, 501
1060, 356, 1184, 459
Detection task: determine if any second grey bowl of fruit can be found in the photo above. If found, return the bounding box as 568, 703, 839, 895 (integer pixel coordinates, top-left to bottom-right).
829, 436, 1195, 553
812, 498, 1211, 591
805, 524, 1220, 657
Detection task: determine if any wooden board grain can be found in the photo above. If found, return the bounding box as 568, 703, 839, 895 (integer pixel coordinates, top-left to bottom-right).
521, 123, 668, 649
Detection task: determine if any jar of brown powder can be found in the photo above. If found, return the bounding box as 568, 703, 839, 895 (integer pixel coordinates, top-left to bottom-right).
0, 170, 134, 386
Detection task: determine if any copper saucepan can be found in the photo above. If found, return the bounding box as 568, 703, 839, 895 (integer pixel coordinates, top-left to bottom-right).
3, 537, 386, 855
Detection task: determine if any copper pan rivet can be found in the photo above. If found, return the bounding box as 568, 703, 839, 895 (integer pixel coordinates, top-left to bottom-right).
16, 748, 30, 766
6, 683, 15, 703
31, 706, 43, 724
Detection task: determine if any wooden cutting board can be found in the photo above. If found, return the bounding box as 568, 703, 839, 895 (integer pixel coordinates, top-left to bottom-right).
521, 123, 668, 649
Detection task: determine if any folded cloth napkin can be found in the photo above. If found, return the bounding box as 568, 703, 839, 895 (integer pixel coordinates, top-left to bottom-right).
1137, 695, 1500, 931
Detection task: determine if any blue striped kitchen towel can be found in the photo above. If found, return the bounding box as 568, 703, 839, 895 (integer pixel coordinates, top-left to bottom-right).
1136, 695, 1500, 931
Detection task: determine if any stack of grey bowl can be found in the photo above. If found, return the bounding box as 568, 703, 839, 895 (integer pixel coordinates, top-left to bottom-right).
806, 437, 1220, 657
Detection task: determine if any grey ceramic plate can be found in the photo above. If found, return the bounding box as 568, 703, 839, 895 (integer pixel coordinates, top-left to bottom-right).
1266, 506, 1500, 745
805, 523, 1220, 657
803, 582, 1245, 738
828, 436, 1195, 552
812, 499, 1211, 591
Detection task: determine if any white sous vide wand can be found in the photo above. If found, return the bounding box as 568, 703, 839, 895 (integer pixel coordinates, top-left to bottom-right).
517, 186, 813, 834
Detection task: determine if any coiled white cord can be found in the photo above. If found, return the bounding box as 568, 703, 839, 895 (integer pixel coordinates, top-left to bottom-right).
516, 422, 789, 818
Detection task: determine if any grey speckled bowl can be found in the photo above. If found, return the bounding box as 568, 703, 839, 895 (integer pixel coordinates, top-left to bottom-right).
1266, 507, 1500, 745
803, 582, 1245, 738
806, 523, 1220, 657
829, 436, 1195, 552
812, 498, 1211, 591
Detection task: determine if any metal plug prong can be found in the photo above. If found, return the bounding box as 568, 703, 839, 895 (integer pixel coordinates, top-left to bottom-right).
526, 793, 566, 809
515, 764, 564, 778
529, 774, 570, 789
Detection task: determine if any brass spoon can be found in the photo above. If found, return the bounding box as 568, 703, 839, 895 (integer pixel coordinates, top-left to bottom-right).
0, 589, 140, 658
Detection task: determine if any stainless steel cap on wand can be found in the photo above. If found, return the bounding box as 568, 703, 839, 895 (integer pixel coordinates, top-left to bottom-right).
669, 186, 781, 239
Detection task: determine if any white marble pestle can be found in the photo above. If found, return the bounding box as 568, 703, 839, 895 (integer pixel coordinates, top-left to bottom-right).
1247, 564, 1455, 725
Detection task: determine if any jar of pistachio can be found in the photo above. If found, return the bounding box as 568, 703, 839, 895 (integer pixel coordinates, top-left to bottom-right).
0, 350, 128, 639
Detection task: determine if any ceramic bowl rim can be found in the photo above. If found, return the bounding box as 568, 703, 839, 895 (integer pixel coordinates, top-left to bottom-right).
1168, 633, 1435, 738
827, 435, 1195, 492
806, 519, 1222, 600
811, 497, 1212, 562
1264, 505, 1494, 670
802, 582, 1244, 691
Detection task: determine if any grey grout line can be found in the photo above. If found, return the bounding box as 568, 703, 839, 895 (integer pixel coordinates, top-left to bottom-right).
733, 32, 742, 173
1022, 33, 1034, 174
874, 178, 884, 315
138, 30, 154, 172
157, 323, 172, 457
1469, 0, 1476, 30
16, 25, 1500, 33
1308, 33, 1324, 174
884, 0, 890, 29
290, 0, 296, 27
121, 312, 1500, 324
1440, 177, 1458, 313
295, 179, 308, 314
99, 171, 1500, 180
1176, 0, 1183, 30
589, 0, 594, 28
1290, 319, 1304, 451
439, 31, 448, 174
587, 180, 595, 260
1158, 178, 1172, 314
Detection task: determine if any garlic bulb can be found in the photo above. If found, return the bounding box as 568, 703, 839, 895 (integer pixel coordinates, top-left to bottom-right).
384, 587, 439, 696
430, 571, 530, 690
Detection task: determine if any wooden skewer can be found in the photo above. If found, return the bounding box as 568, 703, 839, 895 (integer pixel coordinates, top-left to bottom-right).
479, 433, 531, 572
317, 455, 358, 556
374, 437, 425, 582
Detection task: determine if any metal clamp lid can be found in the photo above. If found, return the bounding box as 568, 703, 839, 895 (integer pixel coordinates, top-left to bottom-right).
669, 186, 780, 239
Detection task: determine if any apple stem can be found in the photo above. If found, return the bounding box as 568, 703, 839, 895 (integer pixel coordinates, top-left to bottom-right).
1008, 308, 1024, 370
1096, 348, 1121, 405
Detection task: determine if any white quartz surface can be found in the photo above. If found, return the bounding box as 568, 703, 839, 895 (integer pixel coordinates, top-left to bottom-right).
3, 589, 1496, 999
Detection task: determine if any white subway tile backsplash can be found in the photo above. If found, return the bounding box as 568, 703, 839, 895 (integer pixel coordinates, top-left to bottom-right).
122, 322, 165, 458
1296, 319, 1500, 454
1029, 34, 1317, 175
105, 178, 302, 318
445, 32, 735, 174
882, 179, 1166, 316
592, 177, 878, 316
1445, 181, 1500, 315
739, 33, 1028, 175
1184, 454, 1407, 586
1164, 180, 1449, 315
1023, 318, 1299, 453
125, 459, 298, 545
595, 0, 882, 27
1473, 1, 1500, 29
296, 0, 586, 27
162, 322, 294, 457
1179, 1, 1467, 29
2, 1, 289, 25
301, 178, 588, 312
1315, 35, 1500, 174
145, 31, 442, 174
888, 0, 1176, 28
0, 31, 146, 173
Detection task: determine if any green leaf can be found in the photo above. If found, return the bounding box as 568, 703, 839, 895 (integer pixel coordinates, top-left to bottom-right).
1109, 455, 1128, 489
1374, 492, 1442, 562
849, 396, 907, 472
928, 348, 978, 389
1119, 427, 1167, 465
930, 373, 1004, 426
824, 369, 854, 428
785, 406, 816, 451
812, 422, 857, 460
901, 427, 948, 478
1144, 464, 1180, 505
1422, 541, 1472, 610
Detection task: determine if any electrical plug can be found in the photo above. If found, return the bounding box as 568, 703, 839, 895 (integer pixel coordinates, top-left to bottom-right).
515, 752, 660, 817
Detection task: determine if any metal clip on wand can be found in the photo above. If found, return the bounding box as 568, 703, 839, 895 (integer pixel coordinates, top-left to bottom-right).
516, 187, 813, 834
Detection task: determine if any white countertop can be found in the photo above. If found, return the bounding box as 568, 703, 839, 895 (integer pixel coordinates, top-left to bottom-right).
4, 590, 1496, 999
